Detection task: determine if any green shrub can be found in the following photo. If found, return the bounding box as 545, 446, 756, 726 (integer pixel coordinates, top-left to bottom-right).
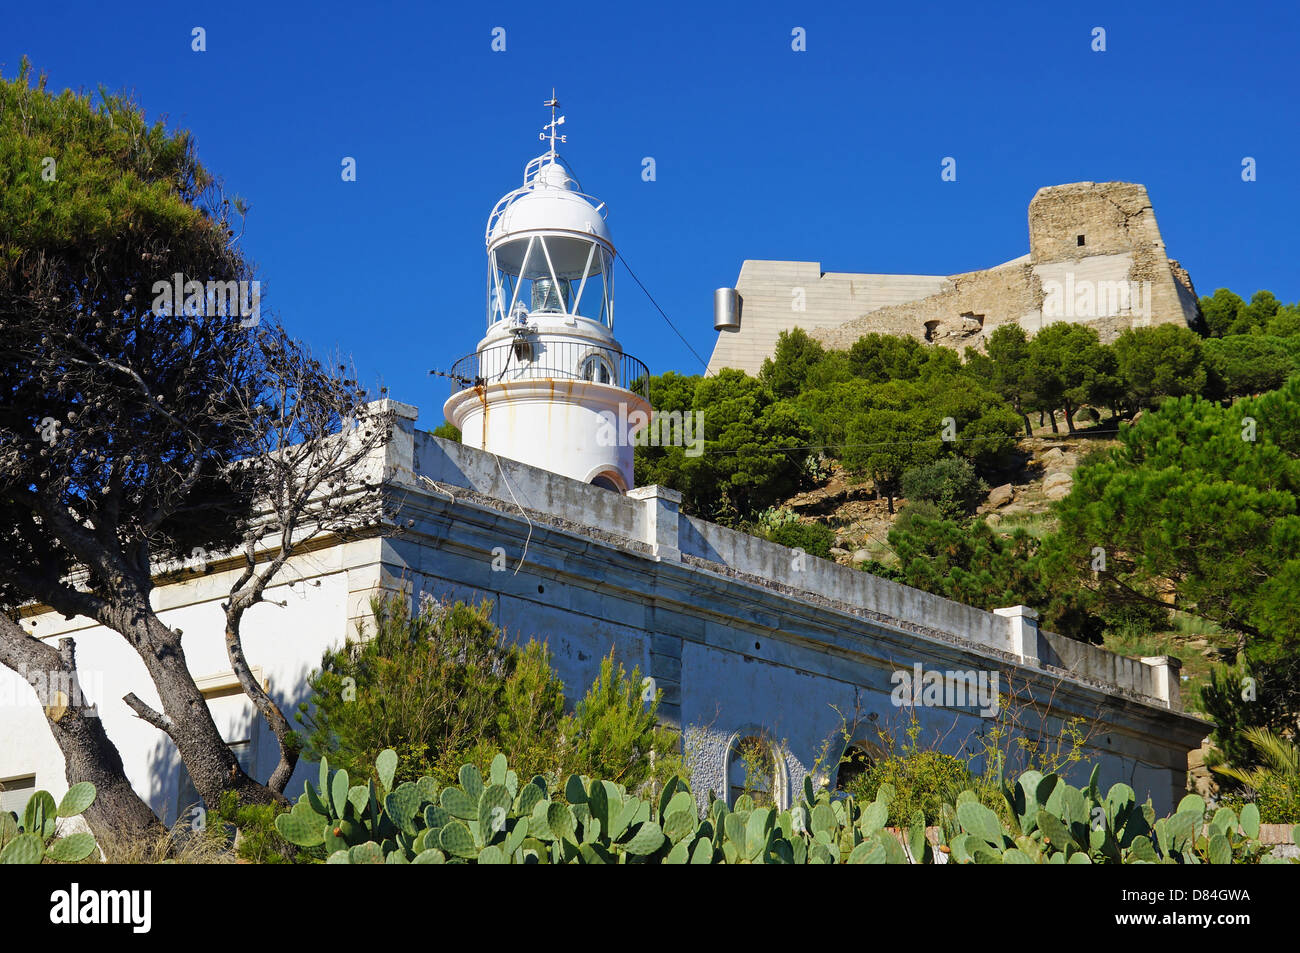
208, 792, 306, 864
767, 520, 835, 559
297, 593, 683, 796
1246, 773, 1300, 824
847, 748, 973, 826
1100, 601, 1172, 639
562, 654, 685, 791
1221, 776, 1300, 824
1212, 727, 1300, 824
432, 421, 461, 442
899, 457, 988, 519
892, 499, 942, 535
842, 716, 991, 826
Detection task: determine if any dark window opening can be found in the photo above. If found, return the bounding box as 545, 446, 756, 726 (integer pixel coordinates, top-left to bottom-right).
1076, 234, 1086, 247
835, 745, 875, 794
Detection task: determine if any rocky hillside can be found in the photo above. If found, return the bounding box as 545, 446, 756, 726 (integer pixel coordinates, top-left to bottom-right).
777, 424, 1234, 756
781, 432, 1116, 568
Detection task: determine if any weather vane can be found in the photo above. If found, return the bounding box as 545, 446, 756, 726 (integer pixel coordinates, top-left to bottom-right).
540, 89, 566, 155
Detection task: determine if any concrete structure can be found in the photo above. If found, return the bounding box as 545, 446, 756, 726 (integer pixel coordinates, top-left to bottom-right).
0, 402, 1208, 821
708, 181, 1202, 376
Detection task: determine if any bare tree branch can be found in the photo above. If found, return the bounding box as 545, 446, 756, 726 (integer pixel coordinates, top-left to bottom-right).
122, 692, 174, 736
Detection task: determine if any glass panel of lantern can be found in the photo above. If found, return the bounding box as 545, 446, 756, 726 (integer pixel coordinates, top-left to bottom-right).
491, 234, 612, 324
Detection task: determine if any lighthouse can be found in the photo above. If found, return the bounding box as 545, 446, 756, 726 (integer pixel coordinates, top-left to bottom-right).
443, 94, 652, 493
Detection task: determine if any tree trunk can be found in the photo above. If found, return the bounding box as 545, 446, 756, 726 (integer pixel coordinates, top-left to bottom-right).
1014, 398, 1032, 436
1063, 399, 1076, 434
0, 623, 165, 847
118, 602, 285, 811
224, 618, 298, 794
1047, 409, 1059, 434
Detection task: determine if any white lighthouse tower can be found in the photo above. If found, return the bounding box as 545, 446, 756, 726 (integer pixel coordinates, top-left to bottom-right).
444, 94, 651, 492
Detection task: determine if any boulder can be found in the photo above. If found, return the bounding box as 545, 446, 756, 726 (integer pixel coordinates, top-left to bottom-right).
1042, 471, 1072, 493
1043, 472, 1073, 500
986, 483, 1014, 508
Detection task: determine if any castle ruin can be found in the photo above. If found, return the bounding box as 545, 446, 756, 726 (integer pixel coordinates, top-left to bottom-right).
707, 182, 1202, 376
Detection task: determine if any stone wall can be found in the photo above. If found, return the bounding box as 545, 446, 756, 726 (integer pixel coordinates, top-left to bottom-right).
395, 413, 1209, 812
1027, 181, 1158, 260
815, 256, 1038, 351
705, 262, 950, 375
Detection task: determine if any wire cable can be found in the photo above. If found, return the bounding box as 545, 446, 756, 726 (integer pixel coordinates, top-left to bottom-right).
618, 253, 712, 373
642, 425, 1125, 457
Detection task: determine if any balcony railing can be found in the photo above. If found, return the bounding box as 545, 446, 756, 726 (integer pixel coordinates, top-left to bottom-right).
448, 340, 650, 403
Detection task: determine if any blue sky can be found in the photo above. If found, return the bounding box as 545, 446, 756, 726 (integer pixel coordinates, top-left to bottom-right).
7, 0, 1298, 426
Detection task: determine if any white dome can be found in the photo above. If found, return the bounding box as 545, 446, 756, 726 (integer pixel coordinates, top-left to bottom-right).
486, 158, 613, 254
534, 162, 573, 189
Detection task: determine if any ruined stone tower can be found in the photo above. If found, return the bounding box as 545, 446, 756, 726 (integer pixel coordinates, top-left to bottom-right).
706, 181, 1202, 376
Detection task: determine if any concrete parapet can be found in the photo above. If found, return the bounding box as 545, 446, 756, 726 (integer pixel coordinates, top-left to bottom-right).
627, 485, 683, 562
994, 605, 1040, 665
1140, 655, 1183, 710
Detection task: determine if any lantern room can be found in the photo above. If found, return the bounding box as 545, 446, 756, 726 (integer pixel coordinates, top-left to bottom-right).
485, 155, 616, 330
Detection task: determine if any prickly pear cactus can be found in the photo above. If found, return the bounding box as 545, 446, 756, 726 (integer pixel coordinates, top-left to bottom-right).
0, 781, 99, 864
281, 751, 1297, 865
937, 766, 1293, 865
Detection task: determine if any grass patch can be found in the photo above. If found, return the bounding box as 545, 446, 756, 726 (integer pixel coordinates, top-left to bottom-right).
1103, 611, 1238, 716
990, 510, 1058, 540
93, 823, 238, 864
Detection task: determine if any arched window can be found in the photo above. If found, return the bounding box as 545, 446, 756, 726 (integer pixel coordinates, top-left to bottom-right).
589, 471, 624, 492
580, 353, 616, 386
726, 734, 785, 809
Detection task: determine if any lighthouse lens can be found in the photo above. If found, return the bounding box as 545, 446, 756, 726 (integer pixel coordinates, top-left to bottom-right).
531, 278, 570, 313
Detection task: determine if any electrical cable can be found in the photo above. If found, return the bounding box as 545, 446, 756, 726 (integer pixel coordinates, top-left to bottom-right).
618, 252, 712, 374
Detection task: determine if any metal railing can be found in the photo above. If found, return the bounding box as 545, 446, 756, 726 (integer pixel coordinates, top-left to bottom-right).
448, 340, 650, 403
